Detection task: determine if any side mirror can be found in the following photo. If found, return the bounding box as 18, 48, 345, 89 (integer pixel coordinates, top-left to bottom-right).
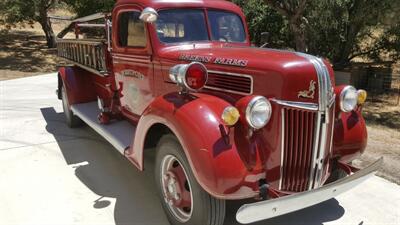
139, 7, 159, 23
260, 32, 269, 48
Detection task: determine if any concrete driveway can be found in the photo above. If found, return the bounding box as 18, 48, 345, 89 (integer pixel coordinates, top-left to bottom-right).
0, 74, 399, 225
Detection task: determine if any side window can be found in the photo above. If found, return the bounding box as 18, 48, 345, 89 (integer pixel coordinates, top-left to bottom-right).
118, 11, 147, 47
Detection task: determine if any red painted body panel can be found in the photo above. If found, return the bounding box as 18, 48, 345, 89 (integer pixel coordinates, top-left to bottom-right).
57, 0, 368, 200
127, 93, 264, 199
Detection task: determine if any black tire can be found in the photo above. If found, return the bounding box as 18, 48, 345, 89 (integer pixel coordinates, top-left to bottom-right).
61, 85, 83, 128
155, 134, 225, 225
326, 167, 348, 183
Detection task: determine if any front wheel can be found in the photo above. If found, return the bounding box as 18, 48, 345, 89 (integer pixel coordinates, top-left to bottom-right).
155, 135, 225, 225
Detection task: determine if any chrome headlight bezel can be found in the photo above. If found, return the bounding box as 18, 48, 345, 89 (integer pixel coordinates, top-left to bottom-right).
245, 96, 272, 129
340, 86, 358, 112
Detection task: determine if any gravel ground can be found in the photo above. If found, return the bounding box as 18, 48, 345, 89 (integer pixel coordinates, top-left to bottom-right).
354, 125, 400, 185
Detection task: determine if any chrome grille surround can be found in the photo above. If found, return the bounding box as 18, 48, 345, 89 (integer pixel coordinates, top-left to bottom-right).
275, 53, 335, 191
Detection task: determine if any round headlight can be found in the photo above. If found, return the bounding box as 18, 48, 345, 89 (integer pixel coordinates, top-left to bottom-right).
340, 86, 358, 112
246, 96, 272, 129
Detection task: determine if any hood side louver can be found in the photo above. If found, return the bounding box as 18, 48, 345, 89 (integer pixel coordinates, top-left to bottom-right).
205, 70, 253, 95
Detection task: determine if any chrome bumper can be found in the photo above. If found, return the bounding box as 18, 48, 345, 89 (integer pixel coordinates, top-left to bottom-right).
236, 158, 383, 224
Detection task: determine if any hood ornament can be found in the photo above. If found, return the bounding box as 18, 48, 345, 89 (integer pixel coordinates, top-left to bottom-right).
298, 80, 316, 99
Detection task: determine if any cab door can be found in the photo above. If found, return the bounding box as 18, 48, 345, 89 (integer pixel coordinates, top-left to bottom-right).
112, 5, 154, 119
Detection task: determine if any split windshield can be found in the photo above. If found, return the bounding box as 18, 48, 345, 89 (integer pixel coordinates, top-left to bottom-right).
155, 9, 246, 44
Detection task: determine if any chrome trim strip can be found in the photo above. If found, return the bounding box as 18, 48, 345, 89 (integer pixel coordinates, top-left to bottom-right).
328, 105, 336, 175
308, 112, 322, 189
314, 118, 328, 188
236, 158, 383, 224
279, 109, 285, 190
205, 70, 253, 95
295, 53, 333, 112
60, 59, 108, 77
271, 99, 318, 111
295, 53, 334, 189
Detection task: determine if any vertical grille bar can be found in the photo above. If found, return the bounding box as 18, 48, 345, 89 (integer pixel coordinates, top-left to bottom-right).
281, 107, 317, 192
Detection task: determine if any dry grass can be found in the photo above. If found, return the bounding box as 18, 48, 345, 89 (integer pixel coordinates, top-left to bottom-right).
0, 29, 58, 80
0, 9, 73, 80
363, 95, 400, 129
354, 124, 400, 185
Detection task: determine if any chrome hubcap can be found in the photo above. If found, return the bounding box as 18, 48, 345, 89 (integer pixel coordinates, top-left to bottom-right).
160, 155, 193, 222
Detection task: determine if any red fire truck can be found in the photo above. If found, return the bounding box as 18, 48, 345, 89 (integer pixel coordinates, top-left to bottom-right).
56, 0, 382, 224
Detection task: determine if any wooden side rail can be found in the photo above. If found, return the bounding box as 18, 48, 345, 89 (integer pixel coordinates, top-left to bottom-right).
57, 39, 108, 76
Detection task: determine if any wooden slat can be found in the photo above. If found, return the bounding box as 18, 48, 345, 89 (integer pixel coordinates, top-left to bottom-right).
56, 39, 108, 76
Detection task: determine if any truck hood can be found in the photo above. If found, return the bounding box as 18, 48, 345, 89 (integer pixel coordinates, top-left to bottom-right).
157, 43, 335, 103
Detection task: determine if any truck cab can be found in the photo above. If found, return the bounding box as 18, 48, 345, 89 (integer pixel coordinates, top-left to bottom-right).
56, 0, 382, 224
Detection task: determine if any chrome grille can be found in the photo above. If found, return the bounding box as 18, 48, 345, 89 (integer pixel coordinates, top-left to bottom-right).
281, 108, 317, 192
278, 53, 335, 192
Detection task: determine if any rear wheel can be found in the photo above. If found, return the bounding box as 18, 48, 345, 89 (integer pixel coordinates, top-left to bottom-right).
61, 85, 83, 128
155, 135, 225, 225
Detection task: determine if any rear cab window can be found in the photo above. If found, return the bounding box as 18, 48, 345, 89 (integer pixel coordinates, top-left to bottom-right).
118, 11, 147, 47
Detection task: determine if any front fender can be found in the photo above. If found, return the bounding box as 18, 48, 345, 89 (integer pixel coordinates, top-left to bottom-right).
128, 92, 260, 199
333, 108, 368, 163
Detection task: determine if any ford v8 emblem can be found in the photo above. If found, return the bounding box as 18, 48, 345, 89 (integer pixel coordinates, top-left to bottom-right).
298, 80, 316, 99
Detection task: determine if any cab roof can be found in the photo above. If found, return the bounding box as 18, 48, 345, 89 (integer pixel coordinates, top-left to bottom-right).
115, 0, 243, 13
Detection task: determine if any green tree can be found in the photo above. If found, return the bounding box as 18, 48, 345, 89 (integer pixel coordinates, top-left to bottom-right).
232, 0, 400, 69
0, 0, 58, 48
263, 0, 308, 52
233, 0, 290, 48
62, 0, 114, 17
305, 0, 400, 69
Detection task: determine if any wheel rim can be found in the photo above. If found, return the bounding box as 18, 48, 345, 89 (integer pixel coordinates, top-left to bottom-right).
160, 155, 193, 222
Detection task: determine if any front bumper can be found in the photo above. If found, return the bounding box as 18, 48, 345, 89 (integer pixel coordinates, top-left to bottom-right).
236, 158, 383, 224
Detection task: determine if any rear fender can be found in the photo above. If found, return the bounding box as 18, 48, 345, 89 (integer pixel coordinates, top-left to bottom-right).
58, 66, 97, 105
127, 92, 260, 199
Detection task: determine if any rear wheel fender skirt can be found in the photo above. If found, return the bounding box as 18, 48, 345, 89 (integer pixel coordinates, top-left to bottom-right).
128, 92, 258, 199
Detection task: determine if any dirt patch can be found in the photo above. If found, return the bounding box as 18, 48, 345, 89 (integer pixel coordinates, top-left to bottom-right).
363, 96, 400, 129
0, 10, 73, 80
0, 29, 58, 80
353, 125, 400, 185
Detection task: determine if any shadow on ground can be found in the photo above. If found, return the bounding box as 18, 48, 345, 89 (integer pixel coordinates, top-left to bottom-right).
0, 30, 57, 73
40, 107, 346, 225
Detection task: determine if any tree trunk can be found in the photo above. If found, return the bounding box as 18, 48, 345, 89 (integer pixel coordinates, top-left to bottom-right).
39, 19, 56, 48
38, 6, 56, 48
263, 0, 308, 52
289, 19, 307, 52
57, 22, 74, 39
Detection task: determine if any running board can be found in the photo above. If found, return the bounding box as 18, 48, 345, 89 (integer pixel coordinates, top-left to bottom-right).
71, 101, 135, 154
